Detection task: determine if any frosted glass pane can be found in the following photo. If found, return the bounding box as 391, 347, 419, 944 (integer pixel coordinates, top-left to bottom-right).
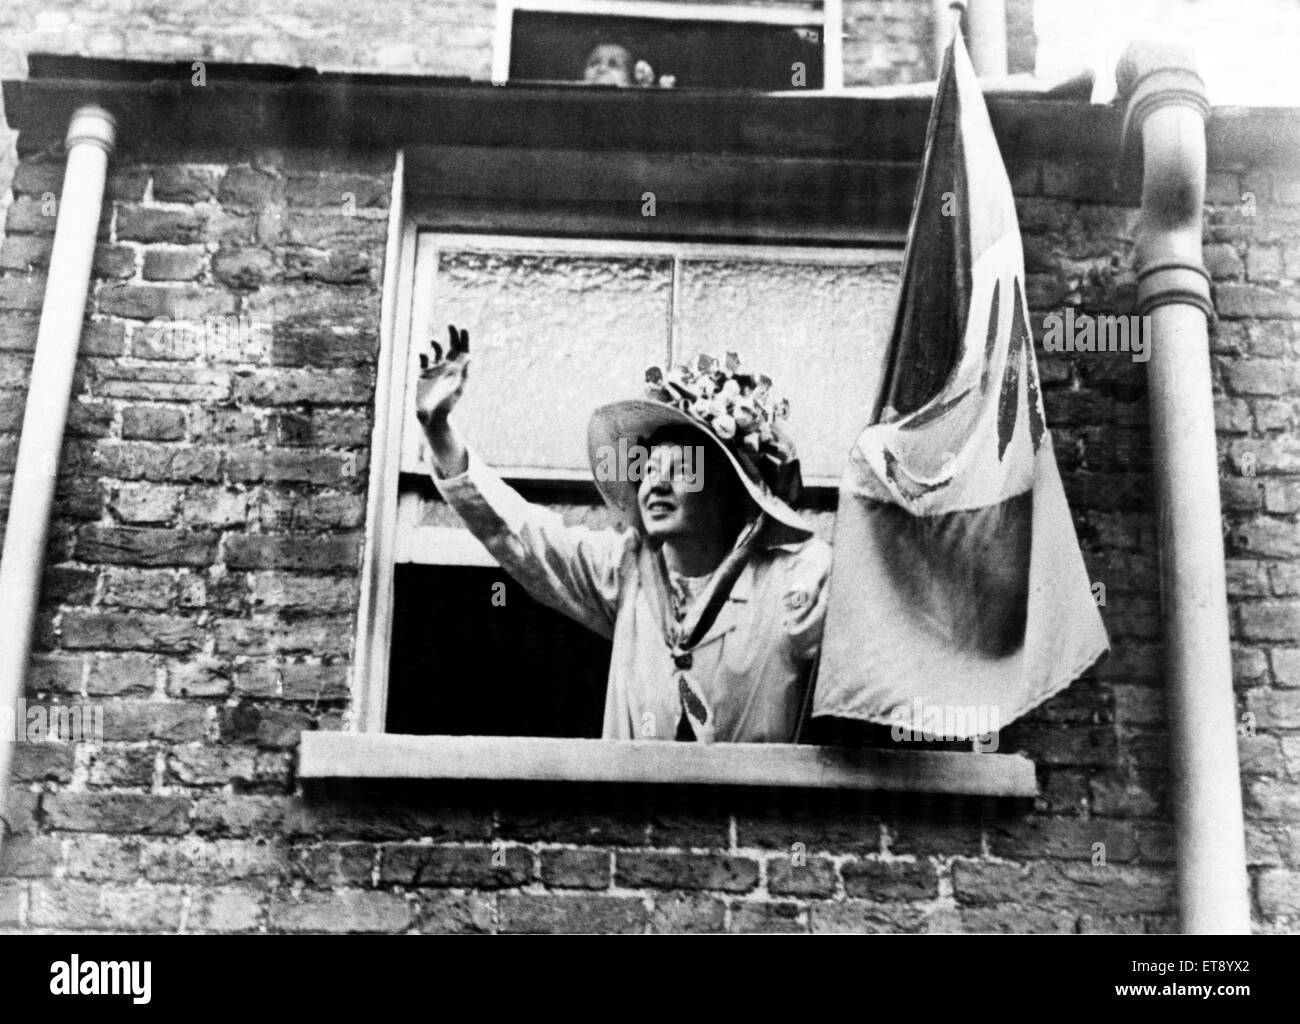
676, 258, 897, 480
407, 249, 673, 473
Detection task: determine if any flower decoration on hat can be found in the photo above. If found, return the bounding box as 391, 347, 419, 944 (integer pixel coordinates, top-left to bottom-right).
644, 352, 802, 504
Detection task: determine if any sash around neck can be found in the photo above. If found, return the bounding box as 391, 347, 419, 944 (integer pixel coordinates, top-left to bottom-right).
647, 515, 767, 656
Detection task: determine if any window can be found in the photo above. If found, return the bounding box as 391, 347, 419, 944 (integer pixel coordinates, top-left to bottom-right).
493, 0, 841, 90
299, 147, 1037, 796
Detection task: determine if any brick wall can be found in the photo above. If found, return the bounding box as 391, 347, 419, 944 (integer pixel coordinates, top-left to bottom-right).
0, 122, 1297, 932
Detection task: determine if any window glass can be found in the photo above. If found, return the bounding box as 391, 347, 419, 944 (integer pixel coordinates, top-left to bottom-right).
509, 10, 824, 89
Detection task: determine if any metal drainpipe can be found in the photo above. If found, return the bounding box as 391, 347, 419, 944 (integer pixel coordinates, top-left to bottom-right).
1116, 43, 1252, 933
965, 0, 1008, 77
0, 106, 116, 853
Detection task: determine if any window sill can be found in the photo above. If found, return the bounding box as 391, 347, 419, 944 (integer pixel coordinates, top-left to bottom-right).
299, 732, 1037, 796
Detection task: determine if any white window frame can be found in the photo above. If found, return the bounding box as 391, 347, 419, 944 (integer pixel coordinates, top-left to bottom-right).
491, 0, 844, 91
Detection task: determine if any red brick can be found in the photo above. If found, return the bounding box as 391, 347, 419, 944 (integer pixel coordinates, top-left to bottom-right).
4, 789, 39, 835
276, 664, 351, 701
225, 449, 368, 488
286, 173, 390, 209
11, 159, 66, 196
212, 248, 278, 289
293, 842, 375, 887
269, 890, 412, 933
8, 742, 75, 783
211, 617, 354, 658
101, 566, 174, 611
248, 573, 357, 611
414, 892, 495, 934
143, 247, 207, 281
86, 747, 156, 788
253, 491, 366, 530
86, 653, 158, 696
1256, 870, 1300, 916
151, 165, 221, 203
100, 700, 211, 742
65, 836, 146, 881
766, 854, 837, 897
116, 205, 208, 243
60, 610, 204, 652
0, 836, 63, 877
218, 703, 313, 749
0, 276, 56, 312
219, 167, 284, 211
108, 166, 150, 202
231, 368, 373, 405
189, 407, 261, 443
28, 881, 183, 931
987, 818, 1138, 862
379, 844, 532, 888
281, 797, 488, 842
268, 322, 378, 367
105, 484, 175, 527
169, 744, 290, 789
99, 283, 238, 321
1238, 734, 1285, 775
887, 816, 982, 857
616, 851, 758, 893
92, 442, 223, 482
26, 656, 84, 695
0, 883, 23, 926
649, 894, 726, 933
841, 858, 939, 900
224, 534, 362, 571
959, 906, 1077, 933
76, 526, 218, 567
1215, 284, 1300, 319
498, 893, 646, 934
1239, 602, 1300, 642
44, 793, 190, 835
810, 899, 932, 934
1272, 648, 1300, 688
192, 795, 289, 837
539, 848, 610, 889
1223, 359, 1300, 396
734, 805, 881, 854
951, 860, 1175, 915
1246, 688, 1300, 730
189, 887, 264, 932
140, 837, 289, 883
730, 900, 806, 933
1233, 519, 1300, 559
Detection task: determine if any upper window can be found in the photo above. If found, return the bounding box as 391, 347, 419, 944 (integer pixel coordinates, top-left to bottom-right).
493, 0, 835, 89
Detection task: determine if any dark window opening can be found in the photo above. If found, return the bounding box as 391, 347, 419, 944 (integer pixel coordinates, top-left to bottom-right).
387, 564, 610, 737
509, 11, 825, 90
386, 566, 978, 752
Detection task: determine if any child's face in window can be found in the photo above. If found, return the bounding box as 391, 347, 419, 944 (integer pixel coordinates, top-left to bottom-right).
583, 44, 634, 87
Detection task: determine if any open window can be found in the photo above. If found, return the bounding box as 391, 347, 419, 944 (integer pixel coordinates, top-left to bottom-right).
298, 143, 1037, 797
493, 0, 837, 89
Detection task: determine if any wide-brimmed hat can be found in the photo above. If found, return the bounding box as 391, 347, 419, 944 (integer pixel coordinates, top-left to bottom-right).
586, 355, 813, 544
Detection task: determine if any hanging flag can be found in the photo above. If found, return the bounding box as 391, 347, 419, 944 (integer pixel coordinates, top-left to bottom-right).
814, 32, 1108, 740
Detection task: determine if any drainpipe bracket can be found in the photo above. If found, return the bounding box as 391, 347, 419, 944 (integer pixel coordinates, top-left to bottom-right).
65, 104, 117, 153
1136, 258, 1215, 322
1115, 42, 1211, 156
